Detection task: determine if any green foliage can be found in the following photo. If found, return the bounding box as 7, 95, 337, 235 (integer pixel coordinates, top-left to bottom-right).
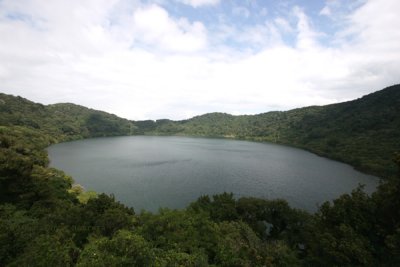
0, 204, 40, 264
137, 85, 400, 177
0, 93, 134, 143
136, 208, 219, 259
2, 85, 399, 177
236, 197, 312, 246
214, 221, 264, 266
189, 192, 239, 222
8, 233, 77, 267
306, 188, 377, 266
76, 190, 98, 204
263, 241, 302, 267
79, 194, 135, 238
77, 230, 155, 267
1, 86, 400, 265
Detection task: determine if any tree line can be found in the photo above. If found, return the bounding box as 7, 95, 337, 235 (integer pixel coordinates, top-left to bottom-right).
0, 123, 399, 266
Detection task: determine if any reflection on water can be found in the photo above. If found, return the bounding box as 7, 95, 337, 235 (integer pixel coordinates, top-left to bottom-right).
48, 136, 379, 212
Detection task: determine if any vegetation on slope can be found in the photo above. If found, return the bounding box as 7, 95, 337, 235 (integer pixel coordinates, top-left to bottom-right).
1, 84, 399, 177
0, 124, 400, 266
0, 85, 400, 265
0, 93, 134, 142
136, 85, 400, 177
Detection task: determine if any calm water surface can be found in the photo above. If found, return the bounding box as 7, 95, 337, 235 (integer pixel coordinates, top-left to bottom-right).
47, 136, 378, 212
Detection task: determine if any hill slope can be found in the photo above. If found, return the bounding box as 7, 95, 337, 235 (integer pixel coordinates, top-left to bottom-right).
136, 85, 400, 177
0, 87, 400, 265
1, 84, 399, 176
0, 94, 134, 142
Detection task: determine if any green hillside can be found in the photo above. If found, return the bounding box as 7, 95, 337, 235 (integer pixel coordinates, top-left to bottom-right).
136, 85, 400, 177
1, 86, 400, 265
0, 93, 134, 142
1, 85, 399, 177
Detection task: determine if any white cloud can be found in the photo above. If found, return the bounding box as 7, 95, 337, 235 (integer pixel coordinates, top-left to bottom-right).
132, 5, 208, 52
319, 6, 331, 16
343, 0, 400, 51
0, 0, 399, 120
274, 17, 293, 33
176, 0, 220, 8
293, 6, 323, 50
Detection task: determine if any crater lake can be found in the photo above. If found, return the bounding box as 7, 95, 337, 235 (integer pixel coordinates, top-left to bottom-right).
47, 136, 378, 212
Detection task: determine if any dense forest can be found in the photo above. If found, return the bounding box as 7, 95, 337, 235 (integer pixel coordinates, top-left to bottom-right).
0, 85, 399, 266
1, 85, 399, 177
0, 93, 134, 141
134, 85, 400, 177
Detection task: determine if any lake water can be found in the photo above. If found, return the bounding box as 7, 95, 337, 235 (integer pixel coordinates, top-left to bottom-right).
47, 136, 378, 212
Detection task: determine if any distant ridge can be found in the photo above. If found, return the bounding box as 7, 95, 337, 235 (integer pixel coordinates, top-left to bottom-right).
0, 93, 134, 141
134, 84, 400, 177
1, 84, 399, 176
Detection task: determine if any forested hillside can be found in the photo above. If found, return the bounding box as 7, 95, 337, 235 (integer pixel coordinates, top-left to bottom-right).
136, 85, 400, 177
1, 125, 400, 266
0, 93, 134, 141
1, 85, 399, 177
0, 86, 400, 265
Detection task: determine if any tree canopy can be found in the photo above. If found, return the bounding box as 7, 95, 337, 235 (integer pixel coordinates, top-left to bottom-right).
0, 85, 400, 265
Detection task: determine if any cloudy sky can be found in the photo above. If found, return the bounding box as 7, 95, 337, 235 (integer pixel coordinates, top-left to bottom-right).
0, 0, 399, 120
